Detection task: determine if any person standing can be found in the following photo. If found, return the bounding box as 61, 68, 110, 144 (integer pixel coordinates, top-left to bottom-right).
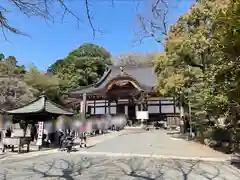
58, 129, 64, 149
30, 123, 37, 142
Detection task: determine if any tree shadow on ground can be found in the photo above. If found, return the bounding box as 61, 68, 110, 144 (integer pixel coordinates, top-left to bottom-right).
1, 155, 240, 180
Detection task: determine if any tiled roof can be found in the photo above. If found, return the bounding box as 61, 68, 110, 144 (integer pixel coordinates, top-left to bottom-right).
69, 63, 156, 96
6, 95, 73, 115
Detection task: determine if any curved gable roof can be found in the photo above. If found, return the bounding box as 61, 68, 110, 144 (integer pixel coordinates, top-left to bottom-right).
69, 63, 157, 96
6, 95, 74, 115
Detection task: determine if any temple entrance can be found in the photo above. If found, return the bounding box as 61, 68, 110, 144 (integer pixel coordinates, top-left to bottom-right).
106, 79, 140, 118
117, 104, 125, 114
105, 78, 144, 125
128, 104, 136, 122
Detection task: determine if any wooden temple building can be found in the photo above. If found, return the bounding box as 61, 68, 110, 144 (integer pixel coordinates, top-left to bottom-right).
68, 63, 180, 124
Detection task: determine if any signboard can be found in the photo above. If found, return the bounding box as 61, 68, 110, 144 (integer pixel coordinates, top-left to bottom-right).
136, 111, 149, 120
36, 121, 44, 146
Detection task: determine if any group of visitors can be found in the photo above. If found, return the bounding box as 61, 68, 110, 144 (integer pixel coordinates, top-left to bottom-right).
32, 121, 88, 148
1, 114, 128, 150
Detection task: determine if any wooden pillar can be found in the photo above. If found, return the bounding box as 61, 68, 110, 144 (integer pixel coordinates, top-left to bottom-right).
93, 98, 96, 115
173, 96, 176, 114
82, 93, 87, 121
0, 115, 3, 152
142, 93, 148, 111
145, 99, 148, 111
159, 100, 162, 114
116, 99, 118, 114
105, 100, 107, 114
108, 100, 111, 114
138, 104, 141, 111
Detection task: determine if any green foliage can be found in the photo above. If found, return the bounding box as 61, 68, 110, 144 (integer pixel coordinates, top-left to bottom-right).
24, 65, 63, 102
48, 43, 112, 93
0, 56, 26, 76
69, 43, 111, 59
0, 53, 4, 60
0, 43, 112, 110
0, 76, 36, 110
0, 55, 66, 109
0, 56, 36, 110
154, 0, 240, 125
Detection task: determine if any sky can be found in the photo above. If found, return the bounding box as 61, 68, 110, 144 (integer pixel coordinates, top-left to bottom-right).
0, 0, 194, 71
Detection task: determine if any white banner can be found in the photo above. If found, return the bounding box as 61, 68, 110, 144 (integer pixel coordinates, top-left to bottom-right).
136, 111, 149, 120
36, 121, 44, 146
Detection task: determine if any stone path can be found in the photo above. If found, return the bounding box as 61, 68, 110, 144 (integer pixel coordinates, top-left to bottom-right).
0, 130, 128, 162
85, 130, 230, 161
0, 129, 234, 162
1, 129, 240, 179
0, 152, 240, 180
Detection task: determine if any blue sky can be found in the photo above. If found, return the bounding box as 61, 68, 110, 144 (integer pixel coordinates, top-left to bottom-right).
0, 0, 193, 71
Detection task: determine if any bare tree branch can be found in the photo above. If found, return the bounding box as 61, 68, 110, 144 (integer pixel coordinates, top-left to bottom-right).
116, 53, 154, 66
0, 0, 101, 39
133, 0, 169, 45
1, 0, 174, 40
85, 0, 96, 39
0, 4, 27, 39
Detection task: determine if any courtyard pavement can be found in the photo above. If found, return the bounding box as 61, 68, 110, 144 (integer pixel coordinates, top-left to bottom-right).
0, 129, 240, 179
0, 129, 135, 161
0, 129, 234, 162
82, 129, 231, 161
0, 151, 240, 180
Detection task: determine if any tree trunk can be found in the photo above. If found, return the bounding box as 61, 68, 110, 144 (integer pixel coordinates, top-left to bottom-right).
199, 121, 204, 144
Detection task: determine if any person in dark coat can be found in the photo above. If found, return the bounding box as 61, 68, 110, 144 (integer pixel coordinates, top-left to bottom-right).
58, 129, 64, 149
30, 123, 37, 142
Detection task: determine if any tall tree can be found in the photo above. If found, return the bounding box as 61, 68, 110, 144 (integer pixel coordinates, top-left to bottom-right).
48, 43, 112, 93
0, 56, 34, 110
154, 0, 240, 146
24, 65, 63, 102
154, 0, 230, 129
0, 77, 36, 110
0, 55, 26, 75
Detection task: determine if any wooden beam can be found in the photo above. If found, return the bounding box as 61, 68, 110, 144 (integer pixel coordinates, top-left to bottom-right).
173, 96, 176, 114
93, 98, 96, 115
159, 100, 162, 114
108, 100, 111, 114
82, 93, 87, 121
105, 100, 107, 114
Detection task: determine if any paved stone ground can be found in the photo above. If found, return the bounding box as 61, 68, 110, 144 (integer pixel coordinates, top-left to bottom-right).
85, 129, 230, 160
0, 129, 132, 161
1, 129, 231, 161
0, 152, 240, 180
0, 129, 240, 179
